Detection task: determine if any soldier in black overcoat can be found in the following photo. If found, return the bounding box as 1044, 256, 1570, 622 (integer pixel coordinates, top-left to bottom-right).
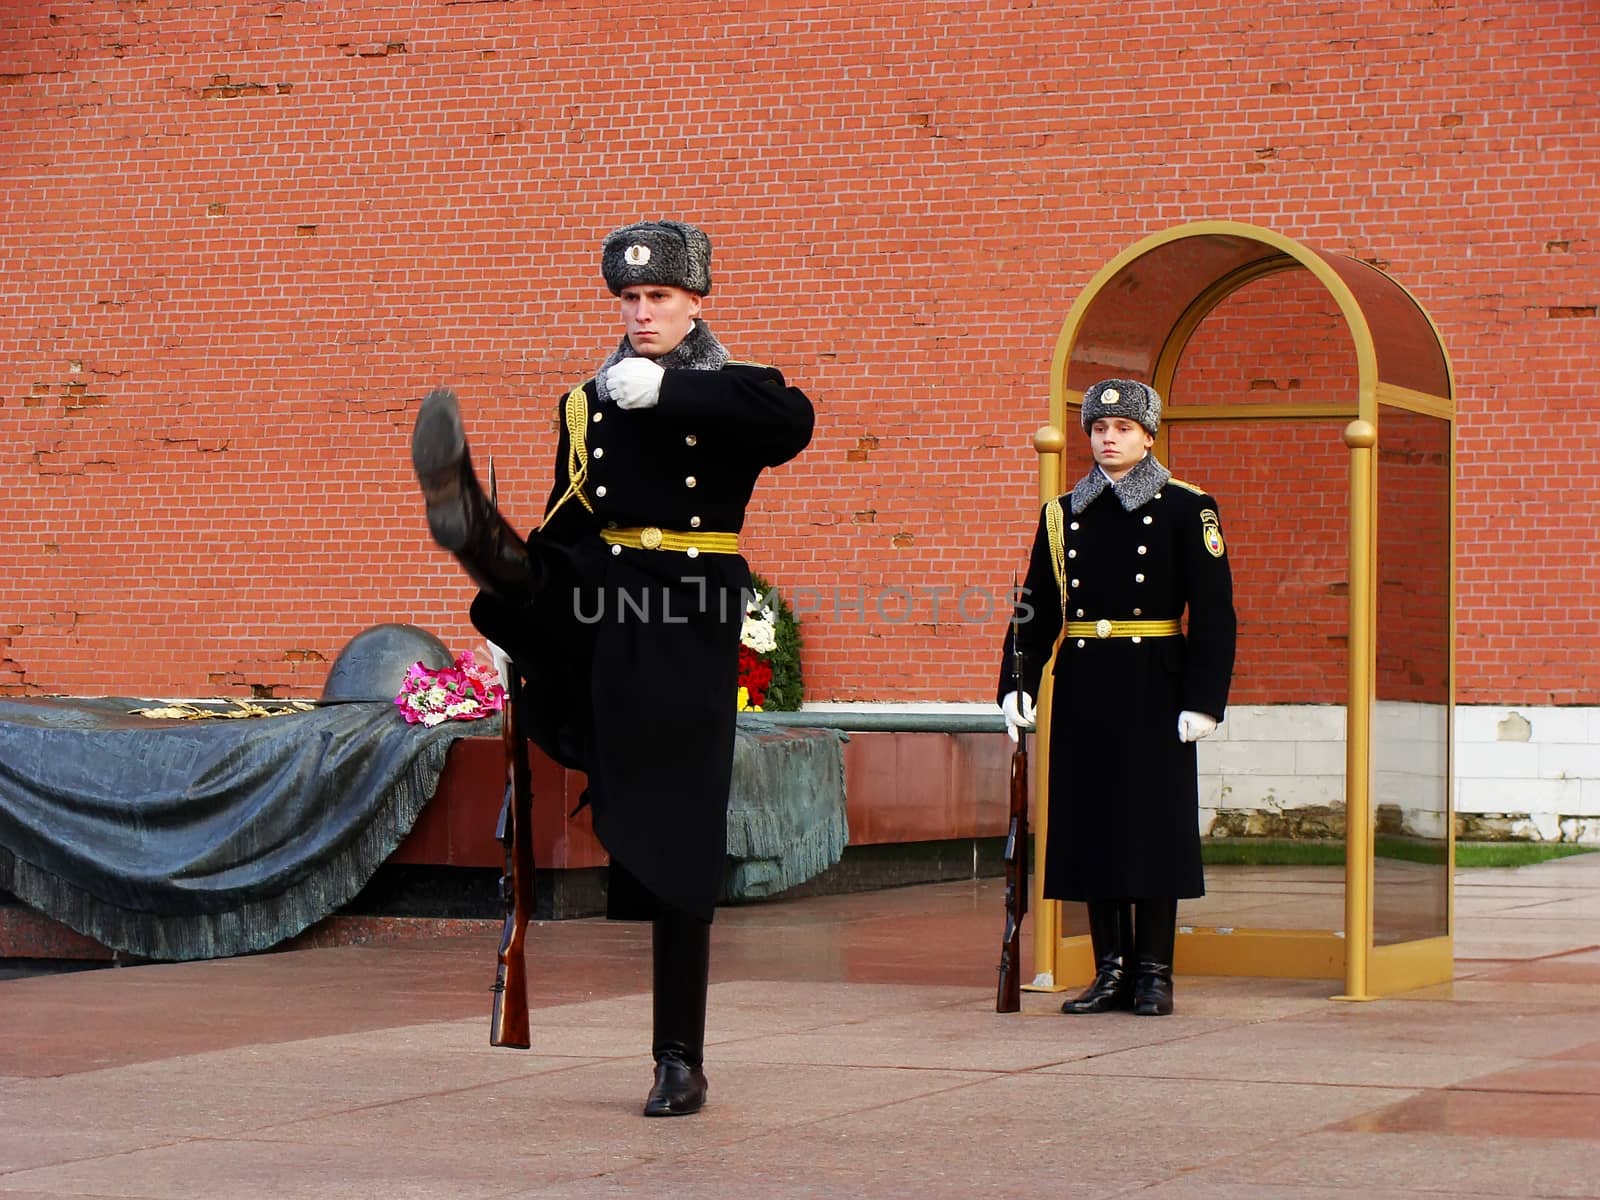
409, 220, 814, 1114
999, 378, 1235, 1016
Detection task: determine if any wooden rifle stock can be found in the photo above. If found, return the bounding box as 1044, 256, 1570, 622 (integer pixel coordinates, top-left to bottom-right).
995, 728, 1030, 1012
489, 673, 536, 1048
997, 611, 1029, 1014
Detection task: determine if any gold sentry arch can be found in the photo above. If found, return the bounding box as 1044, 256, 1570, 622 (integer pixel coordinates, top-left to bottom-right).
1027, 220, 1455, 1001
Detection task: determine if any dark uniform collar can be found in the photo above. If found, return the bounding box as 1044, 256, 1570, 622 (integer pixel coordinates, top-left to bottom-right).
1068, 453, 1172, 515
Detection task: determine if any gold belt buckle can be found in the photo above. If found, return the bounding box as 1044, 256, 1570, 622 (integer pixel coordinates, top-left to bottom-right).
1094, 619, 1113, 639
639, 526, 663, 550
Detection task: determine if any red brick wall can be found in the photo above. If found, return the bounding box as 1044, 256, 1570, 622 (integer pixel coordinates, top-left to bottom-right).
1, 1, 1594, 704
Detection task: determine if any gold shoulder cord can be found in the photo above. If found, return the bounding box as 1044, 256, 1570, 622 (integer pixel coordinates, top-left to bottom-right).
1044, 497, 1068, 615
542, 385, 595, 523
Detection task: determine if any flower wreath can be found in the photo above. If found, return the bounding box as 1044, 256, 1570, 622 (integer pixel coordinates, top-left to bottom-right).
395, 650, 506, 726
738, 574, 802, 712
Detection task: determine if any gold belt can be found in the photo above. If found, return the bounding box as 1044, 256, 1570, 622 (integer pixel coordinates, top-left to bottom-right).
1065, 618, 1182, 640
599, 526, 741, 555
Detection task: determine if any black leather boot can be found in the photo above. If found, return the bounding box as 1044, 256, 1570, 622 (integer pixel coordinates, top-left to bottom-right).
1132, 897, 1178, 1016
643, 907, 711, 1117
1060, 901, 1134, 1014
411, 387, 538, 600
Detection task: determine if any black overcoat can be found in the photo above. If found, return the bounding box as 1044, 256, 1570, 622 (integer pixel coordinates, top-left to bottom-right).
472, 361, 813, 922
1000, 465, 1236, 901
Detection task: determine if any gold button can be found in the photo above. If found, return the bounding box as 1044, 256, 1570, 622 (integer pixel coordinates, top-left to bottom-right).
1095, 619, 1112, 639
640, 526, 663, 549
1135, 573, 1145, 582
1138, 545, 1148, 555
686, 547, 700, 559
1132, 607, 1142, 616
1070, 522, 1079, 531
1067, 549, 1077, 558
1131, 635, 1142, 644
689, 516, 702, 528
1070, 578, 1080, 589
592, 411, 604, 423
595, 485, 608, 497
1143, 515, 1152, 525
685, 476, 697, 488
593, 447, 604, 459
685, 434, 698, 447
610, 544, 621, 556
1075, 609, 1084, 618
1076, 639, 1086, 648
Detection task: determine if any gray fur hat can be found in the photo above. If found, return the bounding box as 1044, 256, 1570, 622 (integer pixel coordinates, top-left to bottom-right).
1081, 378, 1161, 436
600, 220, 712, 296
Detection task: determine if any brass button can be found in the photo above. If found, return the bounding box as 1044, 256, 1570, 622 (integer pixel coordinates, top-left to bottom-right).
1070, 578, 1080, 589
1075, 608, 1084, 618
685, 434, 698, 447
593, 447, 604, 459
1137, 545, 1148, 555
1143, 515, 1153, 525
1131, 636, 1142, 644
610, 544, 621, 556
640, 526, 664, 549
1076, 639, 1086, 648
1132, 607, 1142, 616
685, 475, 697, 488
1135, 573, 1145, 582
686, 547, 700, 559
595, 485, 608, 498
1067, 549, 1077, 558
1070, 522, 1079, 531
689, 516, 702, 528
1094, 619, 1113, 639
592, 411, 604, 423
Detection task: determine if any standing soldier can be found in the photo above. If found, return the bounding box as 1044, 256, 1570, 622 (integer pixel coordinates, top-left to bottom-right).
410, 220, 814, 1113
999, 379, 1235, 1016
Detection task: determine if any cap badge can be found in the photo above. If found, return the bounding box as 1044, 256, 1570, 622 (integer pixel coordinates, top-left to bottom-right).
624, 243, 652, 266
1101, 388, 1120, 405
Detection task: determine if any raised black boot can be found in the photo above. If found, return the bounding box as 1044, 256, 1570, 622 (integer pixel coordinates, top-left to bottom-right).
411, 387, 537, 600
643, 907, 711, 1117
1132, 897, 1178, 1016
1060, 900, 1134, 1014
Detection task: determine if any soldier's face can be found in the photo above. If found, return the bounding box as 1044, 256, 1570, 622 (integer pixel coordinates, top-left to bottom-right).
1090, 417, 1153, 479
619, 285, 702, 358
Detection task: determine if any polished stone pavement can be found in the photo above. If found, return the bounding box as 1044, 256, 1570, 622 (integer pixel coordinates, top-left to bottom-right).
3, 854, 1598, 1199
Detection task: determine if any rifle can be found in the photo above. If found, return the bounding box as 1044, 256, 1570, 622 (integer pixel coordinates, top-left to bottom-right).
996, 591, 1029, 1013
489, 655, 536, 1048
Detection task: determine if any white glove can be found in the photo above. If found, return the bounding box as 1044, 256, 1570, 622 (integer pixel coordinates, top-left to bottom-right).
1177, 710, 1217, 743
605, 357, 664, 410
1001, 691, 1036, 743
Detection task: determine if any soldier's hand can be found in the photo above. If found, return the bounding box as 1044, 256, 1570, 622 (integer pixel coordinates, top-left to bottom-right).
606, 357, 664, 410
1001, 691, 1036, 742
1177, 710, 1217, 743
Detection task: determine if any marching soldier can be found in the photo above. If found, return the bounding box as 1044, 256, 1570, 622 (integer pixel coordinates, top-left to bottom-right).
411, 220, 814, 1113
999, 379, 1235, 1016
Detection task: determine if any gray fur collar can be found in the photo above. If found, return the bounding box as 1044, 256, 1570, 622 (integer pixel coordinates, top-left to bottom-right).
1068, 453, 1172, 515
594, 319, 729, 403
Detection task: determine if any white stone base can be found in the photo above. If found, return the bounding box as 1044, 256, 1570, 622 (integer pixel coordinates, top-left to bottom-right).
1200, 704, 1600, 846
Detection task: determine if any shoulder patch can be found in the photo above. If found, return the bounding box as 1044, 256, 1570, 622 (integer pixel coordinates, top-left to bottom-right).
1166, 477, 1206, 495
1200, 508, 1225, 558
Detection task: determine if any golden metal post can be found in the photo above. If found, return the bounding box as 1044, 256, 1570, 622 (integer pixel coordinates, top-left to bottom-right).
1334, 418, 1378, 1002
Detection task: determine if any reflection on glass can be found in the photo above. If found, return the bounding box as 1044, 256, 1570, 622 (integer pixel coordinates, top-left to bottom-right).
1372, 406, 1453, 945
1168, 418, 1348, 937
